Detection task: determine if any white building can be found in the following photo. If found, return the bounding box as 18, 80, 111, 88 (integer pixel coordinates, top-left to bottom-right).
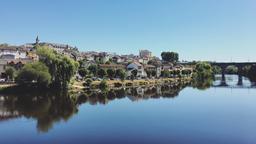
127, 62, 147, 79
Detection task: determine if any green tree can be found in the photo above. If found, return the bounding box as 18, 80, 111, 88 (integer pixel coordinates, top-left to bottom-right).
99, 80, 108, 90
98, 69, 106, 78
225, 65, 238, 74
161, 70, 169, 78
83, 78, 93, 87
107, 69, 115, 79
5, 67, 16, 81
36, 46, 79, 89
78, 68, 88, 78
16, 62, 51, 87
116, 69, 126, 81
212, 66, 222, 74
88, 65, 98, 76
161, 52, 179, 63
193, 62, 213, 81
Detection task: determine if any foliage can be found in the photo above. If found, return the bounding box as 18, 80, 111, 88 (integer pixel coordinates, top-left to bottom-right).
181, 69, 192, 76
36, 46, 79, 89
161, 52, 179, 63
83, 78, 93, 87
161, 70, 169, 78
16, 62, 51, 87
88, 65, 98, 76
5, 67, 16, 80
99, 80, 108, 90
98, 69, 106, 78
225, 65, 238, 74
107, 69, 115, 79
147, 59, 160, 66
212, 66, 222, 74
240, 65, 251, 76
192, 78, 213, 90
192, 62, 213, 81
115, 69, 126, 81
78, 68, 88, 78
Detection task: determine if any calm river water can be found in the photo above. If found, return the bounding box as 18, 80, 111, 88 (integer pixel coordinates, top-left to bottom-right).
0, 75, 255, 144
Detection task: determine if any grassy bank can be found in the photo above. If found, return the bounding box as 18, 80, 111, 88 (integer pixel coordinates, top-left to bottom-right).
72, 77, 192, 91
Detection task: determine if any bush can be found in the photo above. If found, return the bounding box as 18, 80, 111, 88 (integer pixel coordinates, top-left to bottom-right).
99, 80, 108, 90
16, 62, 51, 87
83, 78, 93, 87
5, 67, 16, 81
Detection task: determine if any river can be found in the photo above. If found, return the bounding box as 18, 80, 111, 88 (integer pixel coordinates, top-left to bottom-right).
0, 75, 255, 144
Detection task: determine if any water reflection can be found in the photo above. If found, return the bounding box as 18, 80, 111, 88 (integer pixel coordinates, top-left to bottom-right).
0, 94, 78, 133
191, 78, 213, 90
0, 75, 254, 133
213, 74, 254, 88
0, 84, 188, 132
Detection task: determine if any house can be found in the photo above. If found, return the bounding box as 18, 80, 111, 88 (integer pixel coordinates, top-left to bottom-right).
0, 60, 8, 76
112, 56, 125, 63
0, 59, 34, 77
0, 46, 28, 60
161, 64, 174, 71
94, 52, 110, 63
127, 62, 147, 79
139, 57, 151, 65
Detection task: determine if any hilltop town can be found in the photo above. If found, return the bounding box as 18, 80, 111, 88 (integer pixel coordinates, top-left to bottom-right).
0, 37, 194, 91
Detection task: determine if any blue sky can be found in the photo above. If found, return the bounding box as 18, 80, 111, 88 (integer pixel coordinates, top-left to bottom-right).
0, 0, 255, 62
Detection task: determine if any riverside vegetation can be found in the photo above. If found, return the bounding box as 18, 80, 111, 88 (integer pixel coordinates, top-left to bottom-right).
1, 46, 256, 96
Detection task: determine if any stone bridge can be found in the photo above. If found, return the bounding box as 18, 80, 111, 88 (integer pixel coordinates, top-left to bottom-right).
210, 62, 256, 86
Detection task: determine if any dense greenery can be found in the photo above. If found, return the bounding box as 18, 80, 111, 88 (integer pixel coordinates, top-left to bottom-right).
5, 67, 16, 81
212, 66, 222, 74
193, 62, 213, 81
36, 46, 79, 89
78, 68, 88, 78
99, 80, 108, 90
225, 65, 238, 74
115, 69, 126, 81
16, 62, 51, 87
161, 52, 179, 63
107, 69, 115, 79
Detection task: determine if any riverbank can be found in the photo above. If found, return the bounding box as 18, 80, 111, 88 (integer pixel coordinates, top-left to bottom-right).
71, 77, 192, 92
0, 77, 192, 95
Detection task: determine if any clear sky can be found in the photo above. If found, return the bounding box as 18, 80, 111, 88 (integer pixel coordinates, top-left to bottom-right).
0, 0, 255, 62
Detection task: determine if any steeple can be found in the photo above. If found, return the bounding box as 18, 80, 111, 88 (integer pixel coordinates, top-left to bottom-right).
36, 36, 40, 44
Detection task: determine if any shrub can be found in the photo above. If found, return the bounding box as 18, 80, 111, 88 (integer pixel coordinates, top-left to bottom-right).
99, 80, 108, 90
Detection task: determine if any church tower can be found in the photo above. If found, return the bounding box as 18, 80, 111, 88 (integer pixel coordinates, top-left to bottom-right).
36, 36, 40, 45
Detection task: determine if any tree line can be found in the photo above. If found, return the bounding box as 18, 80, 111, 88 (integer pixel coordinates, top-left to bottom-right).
5, 46, 79, 90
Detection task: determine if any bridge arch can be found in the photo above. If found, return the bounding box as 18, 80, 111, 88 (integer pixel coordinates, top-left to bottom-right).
211, 62, 256, 86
